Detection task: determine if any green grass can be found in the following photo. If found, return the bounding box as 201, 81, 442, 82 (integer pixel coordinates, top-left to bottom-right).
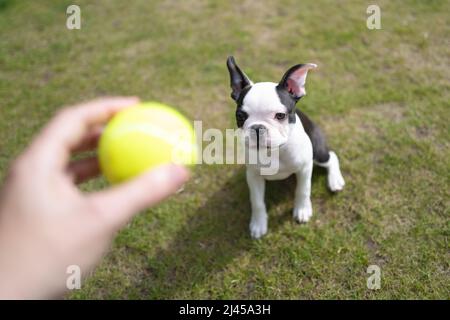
0, 0, 449, 299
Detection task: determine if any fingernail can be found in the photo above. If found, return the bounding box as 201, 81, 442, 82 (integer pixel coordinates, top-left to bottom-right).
168, 164, 190, 183
152, 163, 190, 185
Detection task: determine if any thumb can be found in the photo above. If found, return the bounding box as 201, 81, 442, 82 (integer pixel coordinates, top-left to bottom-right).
89, 164, 189, 230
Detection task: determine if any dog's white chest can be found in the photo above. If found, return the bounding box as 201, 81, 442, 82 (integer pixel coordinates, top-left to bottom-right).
249, 119, 313, 180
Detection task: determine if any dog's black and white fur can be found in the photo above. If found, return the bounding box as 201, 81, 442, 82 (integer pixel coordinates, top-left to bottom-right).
227, 56, 345, 238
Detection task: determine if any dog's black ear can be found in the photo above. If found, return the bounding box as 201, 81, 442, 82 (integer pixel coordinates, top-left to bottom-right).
277, 63, 317, 101
226, 56, 252, 101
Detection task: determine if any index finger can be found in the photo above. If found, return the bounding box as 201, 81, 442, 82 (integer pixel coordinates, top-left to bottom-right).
30, 96, 140, 169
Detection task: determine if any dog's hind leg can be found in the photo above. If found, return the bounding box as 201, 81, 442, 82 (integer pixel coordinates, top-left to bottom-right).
297, 109, 345, 192
315, 151, 345, 192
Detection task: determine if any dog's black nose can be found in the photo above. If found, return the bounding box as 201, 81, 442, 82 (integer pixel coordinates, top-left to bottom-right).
250, 124, 267, 149
250, 124, 267, 136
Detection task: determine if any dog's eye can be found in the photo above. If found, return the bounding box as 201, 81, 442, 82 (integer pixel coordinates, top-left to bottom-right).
236, 110, 248, 127
236, 111, 247, 121
275, 113, 286, 120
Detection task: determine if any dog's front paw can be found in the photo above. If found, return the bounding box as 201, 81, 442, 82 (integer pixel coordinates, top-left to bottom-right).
293, 199, 313, 223
250, 216, 268, 239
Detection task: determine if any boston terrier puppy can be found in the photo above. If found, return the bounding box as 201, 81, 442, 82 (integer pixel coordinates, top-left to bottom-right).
226, 56, 345, 239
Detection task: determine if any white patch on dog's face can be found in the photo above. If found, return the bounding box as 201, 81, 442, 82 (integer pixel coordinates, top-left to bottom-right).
241, 82, 292, 148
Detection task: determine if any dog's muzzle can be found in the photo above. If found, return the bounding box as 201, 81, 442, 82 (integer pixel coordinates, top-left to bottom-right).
249, 124, 267, 149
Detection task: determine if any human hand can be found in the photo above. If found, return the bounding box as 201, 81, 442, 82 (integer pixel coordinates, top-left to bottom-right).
0, 97, 189, 299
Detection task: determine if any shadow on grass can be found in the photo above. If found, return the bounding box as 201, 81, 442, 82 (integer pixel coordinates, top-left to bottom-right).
138, 166, 330, 298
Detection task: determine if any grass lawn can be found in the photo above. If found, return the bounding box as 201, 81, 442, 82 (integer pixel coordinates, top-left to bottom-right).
0, 0, 449, 299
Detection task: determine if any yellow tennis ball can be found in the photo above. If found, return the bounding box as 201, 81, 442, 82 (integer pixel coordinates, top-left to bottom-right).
98, 101, 197, 184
